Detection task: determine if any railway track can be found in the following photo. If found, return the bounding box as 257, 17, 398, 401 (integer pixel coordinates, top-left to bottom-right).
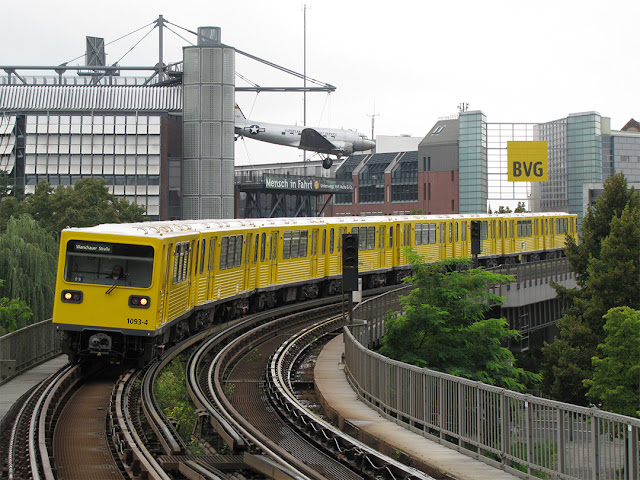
4, 289, 430, 480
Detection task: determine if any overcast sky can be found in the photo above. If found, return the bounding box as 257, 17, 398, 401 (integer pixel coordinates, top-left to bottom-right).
2, 0, 638, 166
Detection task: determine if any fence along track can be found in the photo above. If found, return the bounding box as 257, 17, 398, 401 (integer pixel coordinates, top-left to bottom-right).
345, 289, 640, 480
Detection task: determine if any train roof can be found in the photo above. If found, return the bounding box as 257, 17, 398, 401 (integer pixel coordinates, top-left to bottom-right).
61, 212, 575, 239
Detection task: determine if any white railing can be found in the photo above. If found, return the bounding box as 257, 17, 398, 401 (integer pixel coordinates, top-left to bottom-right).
345, 288, 640, 480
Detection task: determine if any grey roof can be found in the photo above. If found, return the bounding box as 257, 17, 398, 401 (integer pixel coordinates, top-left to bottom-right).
0, 84, 182, 112
418, 118, 459, 147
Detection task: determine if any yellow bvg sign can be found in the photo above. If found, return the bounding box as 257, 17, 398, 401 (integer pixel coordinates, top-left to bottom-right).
507, 141, 548, 182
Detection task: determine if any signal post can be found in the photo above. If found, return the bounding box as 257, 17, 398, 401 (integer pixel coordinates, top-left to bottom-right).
342, 233, 359, 322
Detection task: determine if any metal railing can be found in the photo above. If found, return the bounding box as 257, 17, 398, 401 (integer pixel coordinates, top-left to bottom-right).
487, 257, 575, 292
0, 320, 61, 384
345, 288, 640, 480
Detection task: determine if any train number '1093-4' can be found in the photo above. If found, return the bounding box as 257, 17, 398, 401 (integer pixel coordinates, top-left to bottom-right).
127, 318, 148, 326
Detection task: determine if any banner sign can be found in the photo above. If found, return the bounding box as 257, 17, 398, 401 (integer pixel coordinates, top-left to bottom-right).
264, 174, 354, 193
507, 141, 548, 182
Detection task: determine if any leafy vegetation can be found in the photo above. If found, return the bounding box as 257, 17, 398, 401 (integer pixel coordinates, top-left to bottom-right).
378, 253, 539, 391
0, 178, 146, 237
584, 307, 640, 418
542, 173, 640, 407
154, 355, 202, 452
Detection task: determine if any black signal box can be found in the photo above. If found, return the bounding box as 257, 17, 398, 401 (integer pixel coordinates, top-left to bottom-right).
342, 233, 359, 291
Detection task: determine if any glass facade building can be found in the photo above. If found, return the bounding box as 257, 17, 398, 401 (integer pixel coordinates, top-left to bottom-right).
458, 111, 487, 213
22, 114, 162, 217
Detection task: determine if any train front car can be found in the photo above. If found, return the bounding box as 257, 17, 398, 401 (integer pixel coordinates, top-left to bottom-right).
53, 226, 162, 366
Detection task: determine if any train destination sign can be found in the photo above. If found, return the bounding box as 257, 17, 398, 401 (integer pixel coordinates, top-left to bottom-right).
507, 141, 548, 182
72, 241, 113, 254
264, 174, 354, 193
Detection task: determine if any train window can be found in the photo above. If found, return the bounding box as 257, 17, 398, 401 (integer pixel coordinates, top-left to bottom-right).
359, 229, 367, 250
415, 224, 422, 246
173, 244, 181, 282
367, 226, 375, 250
379, 226, 385, 248
227, 236, 237, 269
461, 223, 467, 241
254, 234, 259, 264
64, 240, 155, 288
220, 237, 229, 270
261, 233, 266, 262
283, 231, 292, 259
179, 242, 190, 283
440, 223, 445, 243
330, 228, 334, 254
199, 240, 206, 274
389, 226, 393, 248
517, 220, 532, 237
352, 226, 359, 237
194, 241, 199, 275
322, 229, 326, 255
428, 223, 436, 244
338, 228, 345, 251
498, 220, 502, 238
480, 221, 488, 240
404, 224, 411, 246
449, 223, 453, 243
455, 222, 459, 242
291, 230, 301, 258
234, 235, 243, 267
311, 230, 317, 257
300, 230, 308, 257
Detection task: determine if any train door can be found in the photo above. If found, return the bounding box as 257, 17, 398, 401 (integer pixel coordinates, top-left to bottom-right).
187, 240, 196, 310
310, 229, 318, 279
394, 224, 401, 266
379, 225, 387, 268
509, 220, 516, 253
490, 220, 497, 255
439, 222, 447, 259
160, 244, 173, 326
269, 231, 278, 285
206, 237, 216, 300
243, 233, 254, 292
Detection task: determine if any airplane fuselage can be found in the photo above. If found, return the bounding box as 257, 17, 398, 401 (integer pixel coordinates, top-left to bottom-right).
234, 117, 375, 157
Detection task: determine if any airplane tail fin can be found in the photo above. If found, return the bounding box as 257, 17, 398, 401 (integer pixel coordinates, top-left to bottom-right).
234, 104, 246, 122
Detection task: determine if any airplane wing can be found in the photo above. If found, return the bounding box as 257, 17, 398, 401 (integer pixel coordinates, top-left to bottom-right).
299, 128, 335, 154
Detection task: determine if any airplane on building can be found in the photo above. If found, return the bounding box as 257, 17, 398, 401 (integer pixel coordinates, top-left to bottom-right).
234, 105, 375, 168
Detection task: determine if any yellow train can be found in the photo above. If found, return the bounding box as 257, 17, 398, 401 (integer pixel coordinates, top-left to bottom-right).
52, 212, 578, 365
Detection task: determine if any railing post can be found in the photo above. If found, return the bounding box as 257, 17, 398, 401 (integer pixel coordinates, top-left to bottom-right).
627, 425, 639, 480
525, 398, 534, 476
501, 391, 509, 469
557, 408, 565, 475
591, 408, 600, 480
439, 377, 445, 441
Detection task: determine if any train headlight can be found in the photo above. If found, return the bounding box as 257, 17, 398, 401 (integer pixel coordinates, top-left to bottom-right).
61, 290, 83, 303
128, 295, 151, 309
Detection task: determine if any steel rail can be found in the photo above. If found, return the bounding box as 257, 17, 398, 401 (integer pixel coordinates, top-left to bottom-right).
267, 316, 434, 480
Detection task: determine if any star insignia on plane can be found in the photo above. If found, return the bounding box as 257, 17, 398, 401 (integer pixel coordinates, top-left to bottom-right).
245, 124, 265, 135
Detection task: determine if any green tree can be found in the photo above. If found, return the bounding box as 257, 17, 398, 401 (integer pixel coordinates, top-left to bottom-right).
542, 173, 640, 404
410, 208, 426, 215
378, 253, 539, 391
497, 205, 512, 214
0, 215, 59, 324
584, 307, 640, 418
0, 296, 33, 335
0, 178, 147, 236
514, 201, 527, 213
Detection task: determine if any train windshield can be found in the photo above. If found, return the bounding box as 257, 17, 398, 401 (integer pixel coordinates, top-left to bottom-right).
64, 240, 154, 288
